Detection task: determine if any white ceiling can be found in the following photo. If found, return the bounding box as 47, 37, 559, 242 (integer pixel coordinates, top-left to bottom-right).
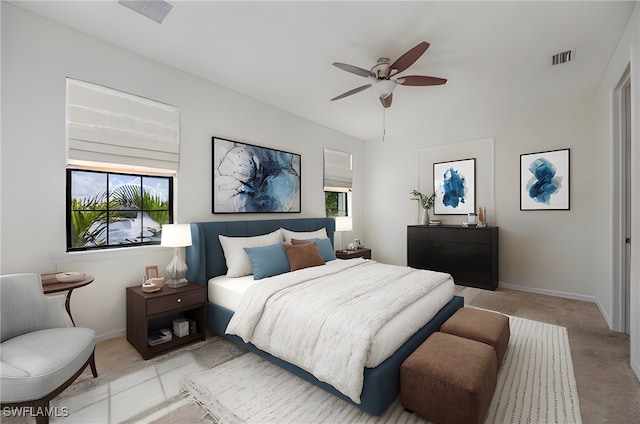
11, 1, 636, 142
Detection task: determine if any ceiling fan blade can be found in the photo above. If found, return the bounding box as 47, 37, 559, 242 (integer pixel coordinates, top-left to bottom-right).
390, 41, 430, 74
331, 84, 372, 101
379, 93, 393, 108
396, 75, 447, 86
332, 62, 372, 78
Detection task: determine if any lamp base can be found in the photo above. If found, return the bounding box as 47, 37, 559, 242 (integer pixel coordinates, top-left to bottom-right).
166, 249, 188, 288
166, 278, 189, 288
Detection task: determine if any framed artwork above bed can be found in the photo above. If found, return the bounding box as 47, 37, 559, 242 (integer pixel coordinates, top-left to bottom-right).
212, 137, 301, 213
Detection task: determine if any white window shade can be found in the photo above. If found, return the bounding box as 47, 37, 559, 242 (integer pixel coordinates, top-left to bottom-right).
323, 148, 352, 188
335, 216, 353, 232
66, 78, 180, 172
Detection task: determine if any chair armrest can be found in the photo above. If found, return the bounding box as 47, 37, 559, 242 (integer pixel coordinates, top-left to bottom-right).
44, 294, 73, 328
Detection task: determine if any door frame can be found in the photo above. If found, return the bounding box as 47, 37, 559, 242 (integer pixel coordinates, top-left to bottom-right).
612, 65, 631, 333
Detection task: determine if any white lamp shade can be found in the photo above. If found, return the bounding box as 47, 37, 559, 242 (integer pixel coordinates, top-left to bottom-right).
335, 216, 353, 232
161, 224, 192, 247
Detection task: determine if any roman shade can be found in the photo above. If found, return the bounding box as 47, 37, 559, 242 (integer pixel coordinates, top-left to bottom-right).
323, 148, 352, 189
66, 78, 180, 171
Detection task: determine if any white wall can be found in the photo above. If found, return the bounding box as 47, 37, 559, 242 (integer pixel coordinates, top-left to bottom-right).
364, 39, 612, 307
494, 98, 598, 298
0, 3, 365, 341
417, 137, 495, 225
594, 2, 640, 380
365, 96, 599, 299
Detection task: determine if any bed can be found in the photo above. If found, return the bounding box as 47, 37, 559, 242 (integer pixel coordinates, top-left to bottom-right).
185, 217, 463, 415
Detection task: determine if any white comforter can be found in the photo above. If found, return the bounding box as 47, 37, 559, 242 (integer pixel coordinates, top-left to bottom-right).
225, 258, 451, 403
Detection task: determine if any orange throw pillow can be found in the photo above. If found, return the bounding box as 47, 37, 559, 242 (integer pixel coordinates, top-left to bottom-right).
284, 242, 325, 271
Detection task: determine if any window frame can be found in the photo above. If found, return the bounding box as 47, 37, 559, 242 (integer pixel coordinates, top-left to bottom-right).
324, 187, 351, 218
66, 168, 174, 252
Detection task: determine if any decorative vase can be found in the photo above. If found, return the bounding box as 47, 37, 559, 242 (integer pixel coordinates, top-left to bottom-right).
420, 208, 430, 225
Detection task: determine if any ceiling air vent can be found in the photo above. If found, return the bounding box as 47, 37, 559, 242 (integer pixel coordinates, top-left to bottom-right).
551, 49, 575, 66
119, 0, 174, 24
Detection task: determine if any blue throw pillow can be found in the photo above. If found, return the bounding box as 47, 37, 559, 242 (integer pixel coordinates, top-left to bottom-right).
293, 238, 337, 262
243, 243, 291, 280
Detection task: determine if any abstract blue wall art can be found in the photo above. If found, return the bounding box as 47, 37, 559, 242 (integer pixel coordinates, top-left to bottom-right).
520, 148, 570, 210
433, 158, 476, 215
212, 137, 301, 213
442, 167, 466, 208
526, 158, 561, 203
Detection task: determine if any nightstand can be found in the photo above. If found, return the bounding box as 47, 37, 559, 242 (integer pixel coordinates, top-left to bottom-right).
335, 248, 372, 260
126, 282, 206, 360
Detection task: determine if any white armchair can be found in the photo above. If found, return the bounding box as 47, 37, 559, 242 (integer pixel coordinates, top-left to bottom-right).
0, 273, 97, 424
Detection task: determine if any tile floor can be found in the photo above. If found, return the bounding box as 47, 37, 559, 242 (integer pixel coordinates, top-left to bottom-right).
49, 351, 204, 423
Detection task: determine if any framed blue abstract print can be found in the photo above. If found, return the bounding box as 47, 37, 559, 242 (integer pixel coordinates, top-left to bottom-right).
212, 137, 301, 213
433, 158, 476, 215
520, 148, 570, 210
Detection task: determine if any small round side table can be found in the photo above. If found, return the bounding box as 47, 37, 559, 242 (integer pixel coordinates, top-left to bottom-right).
41, 274, 94, 326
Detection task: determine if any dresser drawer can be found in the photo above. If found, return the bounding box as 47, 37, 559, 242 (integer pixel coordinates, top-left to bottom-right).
428, 227, 459, 242
146, 289, 204, 315
458, 228, 493, 244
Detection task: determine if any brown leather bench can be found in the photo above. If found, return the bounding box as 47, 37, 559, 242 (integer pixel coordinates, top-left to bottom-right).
440, 307, 510, 366
401, 332, 497, 424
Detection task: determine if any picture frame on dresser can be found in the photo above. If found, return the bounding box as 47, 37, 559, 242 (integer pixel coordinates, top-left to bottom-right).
212, 137, 301, 214
145, 265, 158, 280
433, 158, 476, 215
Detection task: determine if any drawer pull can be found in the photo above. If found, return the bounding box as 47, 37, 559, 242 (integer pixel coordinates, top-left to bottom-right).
177, 298, 182, 303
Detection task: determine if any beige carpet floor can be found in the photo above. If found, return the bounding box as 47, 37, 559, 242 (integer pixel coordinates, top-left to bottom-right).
3, 286, 638, 423
456, 286, 640, 423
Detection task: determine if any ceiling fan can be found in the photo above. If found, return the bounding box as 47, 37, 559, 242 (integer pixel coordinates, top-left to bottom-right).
331, 41, 447, 108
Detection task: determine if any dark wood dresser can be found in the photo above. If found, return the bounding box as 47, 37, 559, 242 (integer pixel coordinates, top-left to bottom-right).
407, 225, 499, 290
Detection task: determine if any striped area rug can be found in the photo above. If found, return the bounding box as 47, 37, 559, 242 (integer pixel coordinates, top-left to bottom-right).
181, 315, 582, 423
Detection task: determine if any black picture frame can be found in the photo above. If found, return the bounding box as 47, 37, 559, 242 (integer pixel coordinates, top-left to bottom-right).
212, 137, 301, 213
520, 148, 570, 211
433, 158, 476, 215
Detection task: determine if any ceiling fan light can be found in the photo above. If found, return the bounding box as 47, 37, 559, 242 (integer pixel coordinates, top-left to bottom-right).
371, 79, 396, 97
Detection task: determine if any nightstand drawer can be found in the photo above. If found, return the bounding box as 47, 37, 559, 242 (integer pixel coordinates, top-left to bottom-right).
147, 290, 203, 315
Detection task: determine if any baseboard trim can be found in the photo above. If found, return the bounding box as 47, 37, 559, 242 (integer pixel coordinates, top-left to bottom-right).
498, 281, 611, 328
96, 329, 126, 344
632, 355, 640, 382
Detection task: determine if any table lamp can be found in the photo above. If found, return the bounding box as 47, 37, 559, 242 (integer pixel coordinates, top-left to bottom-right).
334, 216, 353, 252
161, 224, 192, 288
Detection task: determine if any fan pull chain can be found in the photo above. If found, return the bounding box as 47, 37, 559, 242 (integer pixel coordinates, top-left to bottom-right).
382, 107, 386, 142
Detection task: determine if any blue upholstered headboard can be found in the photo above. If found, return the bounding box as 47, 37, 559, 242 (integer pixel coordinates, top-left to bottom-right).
185, 217, 336, 285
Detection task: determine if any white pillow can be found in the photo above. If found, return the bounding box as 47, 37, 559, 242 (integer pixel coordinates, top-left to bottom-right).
219, 229, 284, 277
281, 227, 328, 244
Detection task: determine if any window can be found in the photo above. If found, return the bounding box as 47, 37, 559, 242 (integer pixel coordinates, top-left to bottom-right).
65, 78, 180, 252
67, 169, 173, 251
325, 190, 349, 217
323, 148, 352, 219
